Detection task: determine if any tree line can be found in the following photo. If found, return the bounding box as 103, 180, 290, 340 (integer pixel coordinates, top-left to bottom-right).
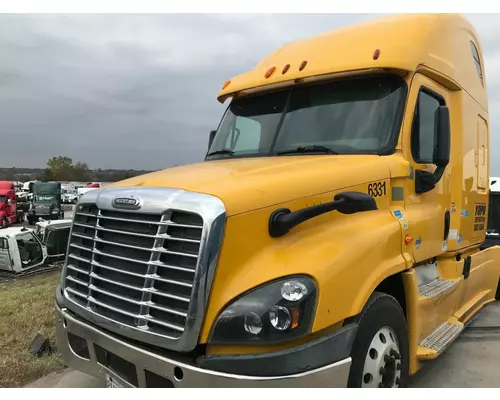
0, 156, 155, 182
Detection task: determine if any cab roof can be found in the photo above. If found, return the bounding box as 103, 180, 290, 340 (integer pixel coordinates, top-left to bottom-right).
218, 14, 487, 110
0, 227, 32, 238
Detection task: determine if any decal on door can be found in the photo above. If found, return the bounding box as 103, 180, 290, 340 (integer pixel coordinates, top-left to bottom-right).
474, 203, 486, 231
448, 229, 458, 240
391, 209, 409, 230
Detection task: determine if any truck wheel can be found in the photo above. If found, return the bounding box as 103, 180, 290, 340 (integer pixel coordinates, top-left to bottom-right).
72, 198, 78, 204
347, 292, 409, 388
1, 217, 6, 228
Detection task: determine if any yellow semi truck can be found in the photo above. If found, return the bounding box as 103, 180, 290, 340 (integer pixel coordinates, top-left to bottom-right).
55, 13, 500, 388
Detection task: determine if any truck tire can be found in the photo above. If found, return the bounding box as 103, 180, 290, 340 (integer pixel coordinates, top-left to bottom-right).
72, 198, 78, 204
347, 291, 409, 388
1, 217, 6, 229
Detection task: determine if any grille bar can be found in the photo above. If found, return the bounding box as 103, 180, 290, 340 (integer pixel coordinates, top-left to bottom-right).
89, 272, 191, 303
85, 296, 186, 332
64, 203, 203, 340
96, 225, 202, 244
93, 236, 199, 258
88, 285, 188, 318
90, 260, 194, 287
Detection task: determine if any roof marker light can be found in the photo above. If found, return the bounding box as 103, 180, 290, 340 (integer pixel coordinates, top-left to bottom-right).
282, 64, 290, 74
299, 60, 307, 71
373, 49, 381, 60
265, 66, 276, 78
222, 80, 231, 90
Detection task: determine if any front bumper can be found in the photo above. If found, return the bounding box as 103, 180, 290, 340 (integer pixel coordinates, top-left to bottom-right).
56, 306, 354, 388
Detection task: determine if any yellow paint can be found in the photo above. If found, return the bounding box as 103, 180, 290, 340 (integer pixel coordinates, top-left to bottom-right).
103, 14, 500, 377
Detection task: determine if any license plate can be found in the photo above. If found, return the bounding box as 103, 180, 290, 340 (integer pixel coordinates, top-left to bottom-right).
106, 374, 124, 388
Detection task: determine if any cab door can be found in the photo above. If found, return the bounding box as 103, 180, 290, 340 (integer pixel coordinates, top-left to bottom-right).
401, 73, 452, 263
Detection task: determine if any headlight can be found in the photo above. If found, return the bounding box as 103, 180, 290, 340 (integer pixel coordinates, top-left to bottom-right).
209, 275, 317, 344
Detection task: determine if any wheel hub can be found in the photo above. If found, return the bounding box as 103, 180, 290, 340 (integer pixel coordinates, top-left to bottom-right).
361, 326, 402, 388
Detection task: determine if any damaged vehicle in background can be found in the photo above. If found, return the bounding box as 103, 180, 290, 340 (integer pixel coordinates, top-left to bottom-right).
34, 219, 72, 263
0, 227, 50, 277
0, 221, 72, 278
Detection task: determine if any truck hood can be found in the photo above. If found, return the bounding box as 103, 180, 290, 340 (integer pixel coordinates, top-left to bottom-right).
107, 155, 392, 216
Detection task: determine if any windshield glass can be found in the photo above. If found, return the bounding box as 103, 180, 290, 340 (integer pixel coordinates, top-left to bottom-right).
207, 75, 406, 159
0, 196, 6, 203
34, 195, 56, 202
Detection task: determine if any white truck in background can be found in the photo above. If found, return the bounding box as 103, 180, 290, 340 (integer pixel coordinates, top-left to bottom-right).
483, 177, 500, 250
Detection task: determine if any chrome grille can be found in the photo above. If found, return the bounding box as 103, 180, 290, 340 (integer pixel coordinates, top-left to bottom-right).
64, 203, 204, 339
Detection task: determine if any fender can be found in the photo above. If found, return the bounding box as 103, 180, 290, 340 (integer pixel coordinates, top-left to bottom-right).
200, 183, 407, 342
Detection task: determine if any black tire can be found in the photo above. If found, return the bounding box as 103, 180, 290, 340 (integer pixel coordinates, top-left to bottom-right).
72, 198, 78, 204
1, 217, 6, 229
347, 291, 409, 388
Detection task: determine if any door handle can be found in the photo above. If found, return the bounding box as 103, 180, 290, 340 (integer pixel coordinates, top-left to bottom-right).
444, 210, 451, 240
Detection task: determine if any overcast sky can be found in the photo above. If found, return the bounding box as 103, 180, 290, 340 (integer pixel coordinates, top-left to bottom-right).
0, 13, 499, 174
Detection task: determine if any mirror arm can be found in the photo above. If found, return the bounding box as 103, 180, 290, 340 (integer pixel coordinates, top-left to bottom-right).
269, 199, 345, 238
415, 165, 446, 195
269, 191, 378, 237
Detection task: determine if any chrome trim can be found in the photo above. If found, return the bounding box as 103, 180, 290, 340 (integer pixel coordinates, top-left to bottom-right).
56, 306, 352, 388
60, 186, 226, 352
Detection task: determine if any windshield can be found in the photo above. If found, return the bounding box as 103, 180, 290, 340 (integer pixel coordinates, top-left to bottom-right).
0, 196, 6, 203
207, 75, 406, 159
34, 195, 56, 202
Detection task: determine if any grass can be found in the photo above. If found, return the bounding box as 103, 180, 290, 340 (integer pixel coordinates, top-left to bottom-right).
0, 271, 64, 388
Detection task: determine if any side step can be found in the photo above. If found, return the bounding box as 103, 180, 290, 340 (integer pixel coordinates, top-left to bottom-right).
417, 321, 464, 361
418, 278, 456, 299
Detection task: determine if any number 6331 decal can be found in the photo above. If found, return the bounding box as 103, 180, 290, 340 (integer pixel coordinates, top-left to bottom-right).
368, 181, 387, 198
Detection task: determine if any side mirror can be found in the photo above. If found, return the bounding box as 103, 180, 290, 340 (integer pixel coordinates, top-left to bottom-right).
416, 106, 451, 195
434, 106, 451, 167
208, 130, 217, 150
335, 192, 378, 215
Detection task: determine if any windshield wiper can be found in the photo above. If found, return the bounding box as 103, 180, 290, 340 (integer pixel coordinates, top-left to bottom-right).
206, 148, 235, 157
276, 145, 338, 155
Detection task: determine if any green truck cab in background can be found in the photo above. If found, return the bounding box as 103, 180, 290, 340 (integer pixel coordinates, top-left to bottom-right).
27, 182, 65, 225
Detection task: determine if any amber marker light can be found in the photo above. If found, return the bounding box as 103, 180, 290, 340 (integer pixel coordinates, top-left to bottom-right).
265, 66, 276, 78
290, 307, 300, 329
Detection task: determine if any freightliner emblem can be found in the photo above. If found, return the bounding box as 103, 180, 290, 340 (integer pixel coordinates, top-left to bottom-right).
112, 195, 141, 210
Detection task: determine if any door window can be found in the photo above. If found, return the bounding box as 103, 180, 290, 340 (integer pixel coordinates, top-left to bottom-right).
411, 89, 445, 164
16, 232, 43, 268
